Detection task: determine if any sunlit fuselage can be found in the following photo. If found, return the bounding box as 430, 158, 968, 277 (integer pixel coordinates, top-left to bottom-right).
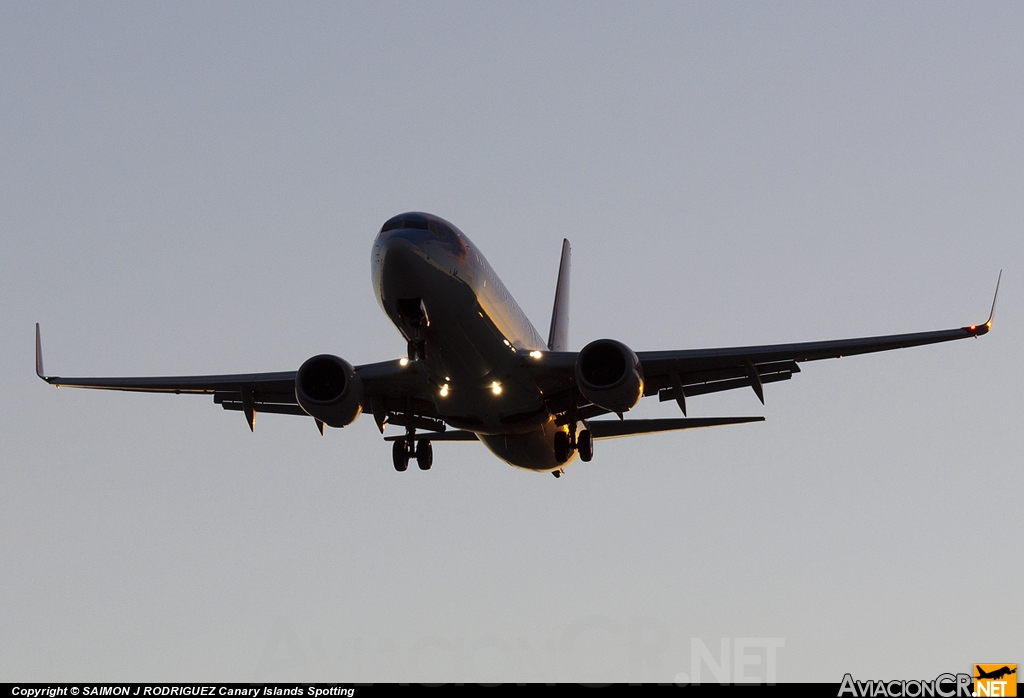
372, 212, 571, 471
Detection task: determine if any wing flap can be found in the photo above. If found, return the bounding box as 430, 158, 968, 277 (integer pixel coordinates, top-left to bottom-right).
218, 401, 308, 417
659, 368, 795, 400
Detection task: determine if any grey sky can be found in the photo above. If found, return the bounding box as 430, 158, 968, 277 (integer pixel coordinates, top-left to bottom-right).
2, 2, 1021, 682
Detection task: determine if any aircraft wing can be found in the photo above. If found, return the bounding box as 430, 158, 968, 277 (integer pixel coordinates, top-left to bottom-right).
639, 320, 992, 408
527, 273, 999, 414
36, 323, 301, 411
34, 323, 442, 432
642, 273, 1000, 406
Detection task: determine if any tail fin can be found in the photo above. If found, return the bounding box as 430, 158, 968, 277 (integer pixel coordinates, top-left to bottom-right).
547, 239, 571, 351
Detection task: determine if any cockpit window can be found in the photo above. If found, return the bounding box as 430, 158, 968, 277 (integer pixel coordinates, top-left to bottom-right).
428, 222, 448, 238
381, 218, 429, 233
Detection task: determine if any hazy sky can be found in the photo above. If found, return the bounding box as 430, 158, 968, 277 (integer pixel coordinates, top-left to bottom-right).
2, 2, 1021, 683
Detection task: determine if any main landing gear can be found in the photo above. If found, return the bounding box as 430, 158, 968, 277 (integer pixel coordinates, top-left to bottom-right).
577, 429, 593, 462
392, 439, 433, 472
554, 427, 593, 465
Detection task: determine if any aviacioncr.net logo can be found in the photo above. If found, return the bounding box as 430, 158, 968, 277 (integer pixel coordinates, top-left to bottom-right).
838, 673, 974, 697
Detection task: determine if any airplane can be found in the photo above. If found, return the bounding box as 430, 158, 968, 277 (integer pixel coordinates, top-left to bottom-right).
36, 212, 999, 477
975, 666, 1016, 681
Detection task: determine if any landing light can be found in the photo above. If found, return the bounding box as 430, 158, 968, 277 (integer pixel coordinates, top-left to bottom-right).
399, 357, 409, 367
491, 381, 502, 395
529, 350, 543, 359
440, 383, 450, 398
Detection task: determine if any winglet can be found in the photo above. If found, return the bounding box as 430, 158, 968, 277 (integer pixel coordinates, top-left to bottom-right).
547, 239, 571, 351
35, 323, 46, 380
967, 270, 1001, 336
985, 269, 1001, 329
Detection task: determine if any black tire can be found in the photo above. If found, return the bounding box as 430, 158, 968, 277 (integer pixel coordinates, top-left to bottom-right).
416, 440, 433, 470
392, 440, 409, 471
554, 431, 572, 464
578, 429, 594, 462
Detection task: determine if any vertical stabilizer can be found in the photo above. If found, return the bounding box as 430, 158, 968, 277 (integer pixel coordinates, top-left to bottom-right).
547, 239, 571, 351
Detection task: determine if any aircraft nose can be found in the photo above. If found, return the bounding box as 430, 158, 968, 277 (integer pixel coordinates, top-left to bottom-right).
375, 229, 425, 272
373, 229, 432, 304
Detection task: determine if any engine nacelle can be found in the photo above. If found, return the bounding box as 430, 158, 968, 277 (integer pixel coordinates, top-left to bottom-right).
574, 339, 644, 413
295, 354, 364, 428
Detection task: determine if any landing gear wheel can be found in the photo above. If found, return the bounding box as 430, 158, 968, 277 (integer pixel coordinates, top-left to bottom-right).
416, 440, 433, 470
577, 429, 594, 462
553, 431, 573, 464
392, 440, 410, 471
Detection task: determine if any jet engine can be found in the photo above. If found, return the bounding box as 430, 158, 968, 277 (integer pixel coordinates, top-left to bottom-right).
574, 339, 644, 413
295, 354, 364, 428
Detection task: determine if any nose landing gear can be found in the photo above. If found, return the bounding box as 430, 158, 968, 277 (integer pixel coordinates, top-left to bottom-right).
397, 297, 428, 362
407, 338, 426, 362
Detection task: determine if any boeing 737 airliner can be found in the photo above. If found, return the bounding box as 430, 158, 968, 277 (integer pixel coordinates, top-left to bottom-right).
36, 212, 998, 476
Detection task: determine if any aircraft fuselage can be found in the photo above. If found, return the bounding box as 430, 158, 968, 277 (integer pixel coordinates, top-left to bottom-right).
372, 212, 571, 471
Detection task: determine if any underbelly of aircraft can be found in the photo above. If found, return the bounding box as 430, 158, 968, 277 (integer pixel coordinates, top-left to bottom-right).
477, 417, 571, 472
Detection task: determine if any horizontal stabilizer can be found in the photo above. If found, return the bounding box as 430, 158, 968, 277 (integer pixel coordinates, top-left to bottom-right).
588, 416, 764, 440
